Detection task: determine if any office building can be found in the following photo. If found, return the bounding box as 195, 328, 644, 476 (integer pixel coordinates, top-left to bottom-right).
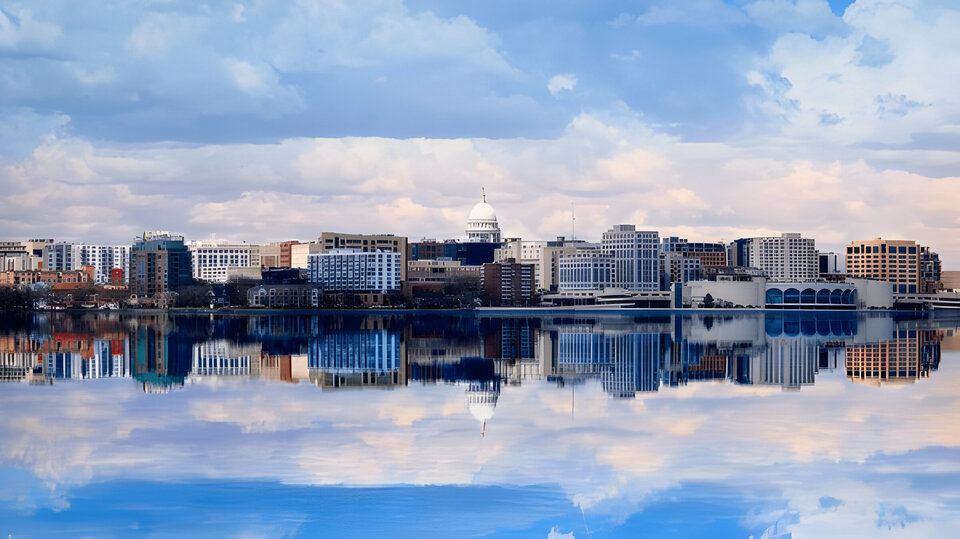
747, 233, 817, 282
558, 252, 614, 291
404, 259, 481, 298
601, 225, 660, 291
308, 249, 401, 293
481, 259, 535, 306
187, 241, 259, 283
661, 251, 702, 286
845, 238, 922, 294
662, 237, 727, 268
129, 231, 193, 298
496, 237, 596, 292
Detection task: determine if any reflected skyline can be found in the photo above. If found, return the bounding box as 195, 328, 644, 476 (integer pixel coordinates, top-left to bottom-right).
0, 312, 950, 397
1, 311, 959, 537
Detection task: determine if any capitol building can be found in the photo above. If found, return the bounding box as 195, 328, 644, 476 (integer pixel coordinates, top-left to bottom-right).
465, 188, 502, 243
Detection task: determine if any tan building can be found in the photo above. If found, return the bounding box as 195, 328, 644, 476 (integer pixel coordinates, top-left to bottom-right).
404, 259, 481, 299
845, 238, 921, 294
318, 232, 408, 280
846, 330, 939, 385
0, 266, 95, 289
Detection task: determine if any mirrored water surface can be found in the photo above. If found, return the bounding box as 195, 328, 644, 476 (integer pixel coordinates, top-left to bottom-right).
2, 310, 959, 537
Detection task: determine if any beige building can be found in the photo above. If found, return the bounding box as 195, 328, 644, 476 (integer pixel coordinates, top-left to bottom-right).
290, 242, 322, 269
845, 238, 921, 294
318, 232, 408, 280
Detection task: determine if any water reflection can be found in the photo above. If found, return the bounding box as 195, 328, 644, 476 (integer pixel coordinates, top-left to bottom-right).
1, 311, 959, 536
0, 312, 948, 398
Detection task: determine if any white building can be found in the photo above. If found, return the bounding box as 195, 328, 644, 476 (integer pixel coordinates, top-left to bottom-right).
290, 242, 322, 269
465, 189, 502, 243
308, 249, 401, 292
188, 241, 260, 283
44, 243, 131, 284
558, 252, 614, 290
601, 224, 660, 291
661, 251, 702, 286
747, 233, 817, 282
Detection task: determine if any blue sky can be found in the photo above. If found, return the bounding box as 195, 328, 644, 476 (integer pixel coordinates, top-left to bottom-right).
1, 0, 958, 264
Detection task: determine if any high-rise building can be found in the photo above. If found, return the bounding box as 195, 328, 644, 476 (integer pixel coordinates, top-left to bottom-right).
845, 238, 922, 294
289, 242, 322, 269
661, 251, 702, 286
919, 246, 942, 293
44, 243, 131, 284
307, 249, 401, 293
187, 241, 260, 283
130, 231, 193, 298
601, 225, 660, 291
465, 189, 502, 243
747, 233, 817, 282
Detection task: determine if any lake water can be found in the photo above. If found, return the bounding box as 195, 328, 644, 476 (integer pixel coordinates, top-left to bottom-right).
1, 310, 959, 537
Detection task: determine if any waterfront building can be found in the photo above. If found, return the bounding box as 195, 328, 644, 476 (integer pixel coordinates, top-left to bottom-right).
319, 232, 407, 280
943, 271, 960, 292
746, 233, 817, 282
247, 284, 320, 307
129, 231, 193, 298
845, 238, 924, 294
404, 259, 481, 298
601, 224, 660, 291
0, 266, 95, 289
44, 243, 131, 284
307, 329, 405, 389
480, 259, 535, 307
1, 253, 42, 271
187, 241, 259, 283
846, 330, 939, 385
558, 252, 614, 291
466, 189, 502, 243
727, 238, 753, 268
818, 251, 845, 279
308, 249, 401, 293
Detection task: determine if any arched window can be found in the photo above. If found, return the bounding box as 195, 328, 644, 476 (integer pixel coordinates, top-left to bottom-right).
801, 288, 816, 303
842, 290, 853, 304
766, 289, 783, 304
784, 288, 800, 303
831, 289, 843, 305
801, 319, 816, 336
816, 289, 831, 304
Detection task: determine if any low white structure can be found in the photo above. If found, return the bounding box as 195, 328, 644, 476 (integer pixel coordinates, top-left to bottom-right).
308, 249, 401, 292
684, 279, 767, 308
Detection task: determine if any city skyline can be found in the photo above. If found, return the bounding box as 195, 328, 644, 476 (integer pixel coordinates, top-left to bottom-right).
1, 1, 959, 266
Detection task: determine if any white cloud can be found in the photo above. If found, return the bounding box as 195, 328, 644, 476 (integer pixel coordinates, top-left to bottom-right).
0, 7, 62, 52
547, 74, 577, 97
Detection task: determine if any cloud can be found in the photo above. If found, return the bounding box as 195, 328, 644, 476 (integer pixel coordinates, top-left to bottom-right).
547, 74, 577, 97
635, 0, 749, 27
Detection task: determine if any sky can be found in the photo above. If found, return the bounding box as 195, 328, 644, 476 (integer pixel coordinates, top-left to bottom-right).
1, 0, 958, 265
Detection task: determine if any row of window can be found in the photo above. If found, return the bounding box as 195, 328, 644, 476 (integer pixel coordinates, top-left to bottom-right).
765, 288, 857, 305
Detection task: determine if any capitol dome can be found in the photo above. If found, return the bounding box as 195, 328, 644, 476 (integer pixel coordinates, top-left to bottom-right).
468, 201, 497, 221
465, 188, 502, 243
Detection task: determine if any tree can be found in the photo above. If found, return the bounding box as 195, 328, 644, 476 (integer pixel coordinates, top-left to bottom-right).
702, 293, 715, 308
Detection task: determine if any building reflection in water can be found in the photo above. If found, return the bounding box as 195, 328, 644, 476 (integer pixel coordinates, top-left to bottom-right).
0, 313, 952, 411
